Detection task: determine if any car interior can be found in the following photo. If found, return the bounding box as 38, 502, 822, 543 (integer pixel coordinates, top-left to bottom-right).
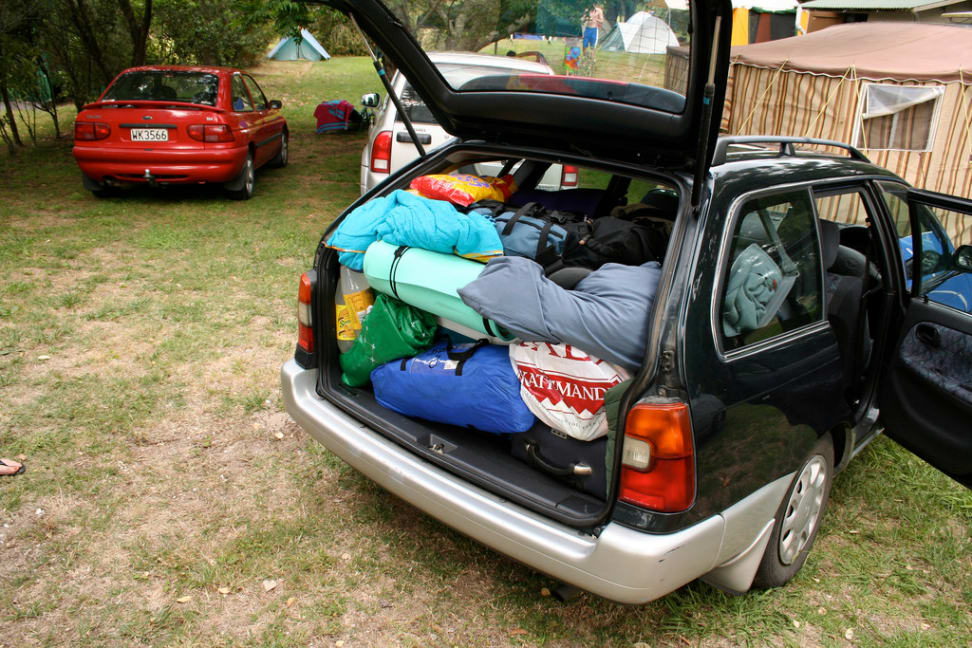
322, 152, 682, 525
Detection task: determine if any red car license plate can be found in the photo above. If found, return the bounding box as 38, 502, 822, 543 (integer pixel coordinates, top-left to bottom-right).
131, 128, 168, 142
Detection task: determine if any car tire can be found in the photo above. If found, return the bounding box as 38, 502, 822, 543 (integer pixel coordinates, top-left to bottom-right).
269, 131, 288, 168
81, 173, 112, 198
752, 432, 834, 589
225, 152, 255, 200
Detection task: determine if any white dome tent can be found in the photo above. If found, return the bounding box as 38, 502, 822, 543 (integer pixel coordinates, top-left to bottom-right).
599, 12, 680, 54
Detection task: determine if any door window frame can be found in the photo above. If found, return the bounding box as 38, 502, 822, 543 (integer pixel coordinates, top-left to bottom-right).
231, 73, 254, 112
711, 182, 829, 360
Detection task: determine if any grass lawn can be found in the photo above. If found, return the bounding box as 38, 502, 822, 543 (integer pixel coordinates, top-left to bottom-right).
1, 57, 970, 648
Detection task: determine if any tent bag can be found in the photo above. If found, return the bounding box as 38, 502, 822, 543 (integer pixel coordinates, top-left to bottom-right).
363, 241, 515, 340
339, 294, 437, 387
510, 424, 609, 500
468, 201, 575, 262
371, 341, 535, 434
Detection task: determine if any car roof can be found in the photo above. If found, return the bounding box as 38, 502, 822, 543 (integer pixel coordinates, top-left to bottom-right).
426, 52, 553, 75
710, 155, 902, 198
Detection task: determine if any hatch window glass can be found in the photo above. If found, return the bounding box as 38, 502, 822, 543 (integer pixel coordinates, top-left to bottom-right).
854, 84, 944, 152
381, 0, 692, 111
231, 75, 253, 112
243, 75, 268, 111
103, 70, 218, 105
720, 189, 823, 350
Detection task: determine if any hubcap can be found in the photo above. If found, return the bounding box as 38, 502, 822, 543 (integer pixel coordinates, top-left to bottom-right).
778, 455, 827, 565
280, 137, 288, 164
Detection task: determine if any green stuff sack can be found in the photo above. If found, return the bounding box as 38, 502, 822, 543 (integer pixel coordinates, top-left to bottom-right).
339, 294, 437, 387
603, 379, 632, 495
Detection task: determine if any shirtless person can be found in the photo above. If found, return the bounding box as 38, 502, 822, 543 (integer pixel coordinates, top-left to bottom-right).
582, 4, 605, 50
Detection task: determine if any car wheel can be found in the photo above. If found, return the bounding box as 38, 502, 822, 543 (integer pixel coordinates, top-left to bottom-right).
269, 131, 288, 168
81, 172, 112, 198
225, 152, 255, 200
752, 432, 834, 589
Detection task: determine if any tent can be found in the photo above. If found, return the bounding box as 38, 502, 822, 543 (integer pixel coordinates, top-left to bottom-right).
268, 29, 330, 61
599, 12, 679, 54
719, 22, 972, 205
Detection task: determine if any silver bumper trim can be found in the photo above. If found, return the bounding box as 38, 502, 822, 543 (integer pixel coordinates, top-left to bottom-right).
281, 359, 727, 603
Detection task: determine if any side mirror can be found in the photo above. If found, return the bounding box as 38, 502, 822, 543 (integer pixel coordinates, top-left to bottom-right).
953, 245, 972, 272
361, 92, 380, 108
269, 99, 282, 109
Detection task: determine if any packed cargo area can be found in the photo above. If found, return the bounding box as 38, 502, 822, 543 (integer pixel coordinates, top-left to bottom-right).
311, 150, 682, 527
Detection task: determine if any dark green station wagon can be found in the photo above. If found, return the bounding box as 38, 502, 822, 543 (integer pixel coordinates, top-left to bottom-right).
282, 0, 972, 603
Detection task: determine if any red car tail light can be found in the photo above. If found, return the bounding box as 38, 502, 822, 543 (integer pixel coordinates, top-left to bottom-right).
618, 403, 695, 513
75, 122, 110, 141
370, 130, 392, 173
297, 272, 315, 354
561, 164, 579, 187
187, 124, 235, 143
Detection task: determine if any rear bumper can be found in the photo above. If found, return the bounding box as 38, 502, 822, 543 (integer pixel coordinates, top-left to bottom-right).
73, 144, 249, 184
280, 359, 727, 604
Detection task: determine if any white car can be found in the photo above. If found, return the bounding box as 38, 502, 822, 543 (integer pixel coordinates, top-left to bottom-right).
359, 51, 576, 195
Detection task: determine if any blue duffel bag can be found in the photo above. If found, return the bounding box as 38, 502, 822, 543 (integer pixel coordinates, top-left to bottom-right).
467, 201, 575, 262
371, 340, 536, 434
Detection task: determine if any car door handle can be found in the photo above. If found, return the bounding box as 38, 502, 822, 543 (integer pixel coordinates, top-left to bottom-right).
396, 131, 431, 145
915, 323, 942, 348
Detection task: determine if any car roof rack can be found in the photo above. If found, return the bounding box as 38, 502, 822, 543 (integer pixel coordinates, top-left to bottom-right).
712, 136, 870, 166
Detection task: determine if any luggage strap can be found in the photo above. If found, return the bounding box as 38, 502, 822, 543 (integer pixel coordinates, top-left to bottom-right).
445, 339, 488, 376
388, 245, 409, 300
524, 440, 593, 477
500, 202, 544, 236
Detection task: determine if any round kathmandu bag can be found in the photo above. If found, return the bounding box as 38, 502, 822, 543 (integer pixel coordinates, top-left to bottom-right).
509, 342, 629, 441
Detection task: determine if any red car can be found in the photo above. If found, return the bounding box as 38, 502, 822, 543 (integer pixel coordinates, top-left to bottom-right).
73, 65, 287, 200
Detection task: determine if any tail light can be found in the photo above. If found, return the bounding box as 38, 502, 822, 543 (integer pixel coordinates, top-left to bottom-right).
187, 124, 235, 142
297, 271, 315, 354
370, 130, 392, 173
75, 122, 110, 141
618, 403, 695, 512
561, 164, 578, 187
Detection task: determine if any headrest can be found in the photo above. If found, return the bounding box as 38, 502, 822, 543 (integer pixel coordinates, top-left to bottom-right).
819, 219, 840, 270
640, 190, 679, 216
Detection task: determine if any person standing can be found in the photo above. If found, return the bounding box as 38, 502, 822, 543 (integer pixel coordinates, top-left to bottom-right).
582, 4, 605, 50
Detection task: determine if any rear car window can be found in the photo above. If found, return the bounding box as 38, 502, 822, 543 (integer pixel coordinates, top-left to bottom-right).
231, 75, 254, 112
384, 0, 693, 112
103, 71, 219, 105
720, 189, 823, 350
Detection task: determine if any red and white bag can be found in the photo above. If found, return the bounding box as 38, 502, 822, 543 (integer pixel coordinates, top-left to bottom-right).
509, 342, 629, 441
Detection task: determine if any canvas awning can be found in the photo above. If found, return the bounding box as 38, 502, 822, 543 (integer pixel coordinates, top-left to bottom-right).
729, 22, 972, 82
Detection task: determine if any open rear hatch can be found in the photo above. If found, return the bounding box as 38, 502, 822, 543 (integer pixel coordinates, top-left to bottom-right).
308, 0, 731, 528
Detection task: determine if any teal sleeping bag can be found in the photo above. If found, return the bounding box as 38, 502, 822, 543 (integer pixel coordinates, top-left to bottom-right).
362, 241, 515, 341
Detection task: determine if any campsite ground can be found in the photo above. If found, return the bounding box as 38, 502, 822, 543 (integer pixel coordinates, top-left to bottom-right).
1, 57, 970, 648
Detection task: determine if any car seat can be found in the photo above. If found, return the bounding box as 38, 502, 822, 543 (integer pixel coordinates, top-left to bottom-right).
157, 85, 177, 100
819, 219, 871, 398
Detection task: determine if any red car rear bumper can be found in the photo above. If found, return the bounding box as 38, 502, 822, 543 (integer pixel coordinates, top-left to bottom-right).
73, 144, 249, 184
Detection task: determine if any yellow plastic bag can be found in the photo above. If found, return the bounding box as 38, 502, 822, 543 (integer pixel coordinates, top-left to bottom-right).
410, 173, 516, 207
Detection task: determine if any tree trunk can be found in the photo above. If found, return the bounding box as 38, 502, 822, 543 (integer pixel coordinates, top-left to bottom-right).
65, 0, 114, 87
118, 0, 152, 67
0, 78, 23, 147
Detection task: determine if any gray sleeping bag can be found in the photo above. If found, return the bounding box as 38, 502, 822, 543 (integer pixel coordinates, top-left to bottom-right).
457, 256, 662, 371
